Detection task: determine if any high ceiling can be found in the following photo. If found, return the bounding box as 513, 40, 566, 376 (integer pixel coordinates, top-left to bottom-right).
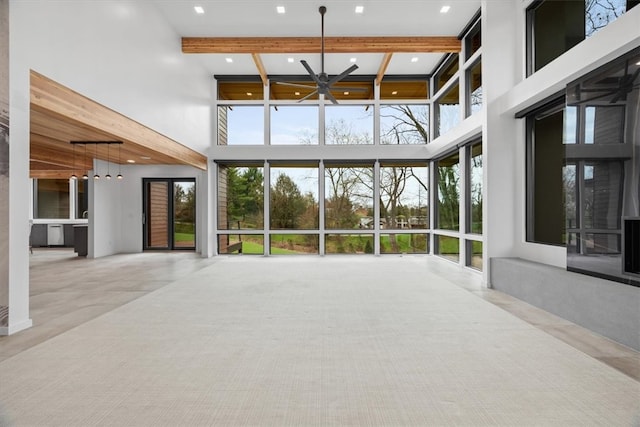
155, 0, 481, 78
29, 1, 481, 179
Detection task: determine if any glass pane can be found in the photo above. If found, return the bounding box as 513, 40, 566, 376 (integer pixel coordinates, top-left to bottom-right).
76, 179, 88, 219
271, 106, 318, 145
586, 0, 629, 38
380, 80, 428, 100
530, 109, 565, 245
218, 105, 264, 145
469, 144, 482, 234
584, 233, 621, 254
436, 235, 459, 263
584, 106, 625, 144
218, 166, 264, 230
380, 105, 429, 144
270, 167, 318, 229
437, 153, 460, 231
467, 60, 482, 116
380, 233, 428, 254
325, 234, 374, 254
270, 234, 319, 254
325, 105, 373, 145
466, 240, 483, 270
218, 81, 264, 101
434, 54, 459, 92
435, 82, 460, 137
218, 234, 264, 255
583, 161, 623, 230
35, 179, 70, 219
564, 106, 577, 144
564, 164, 577, 233
325, 166, 373, 230
173, 181, 195, 248
464, 23, 481, 61
380, 164, 428, 230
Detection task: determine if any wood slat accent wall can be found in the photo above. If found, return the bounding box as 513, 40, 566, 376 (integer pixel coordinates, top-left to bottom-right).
148, 182, 169, 248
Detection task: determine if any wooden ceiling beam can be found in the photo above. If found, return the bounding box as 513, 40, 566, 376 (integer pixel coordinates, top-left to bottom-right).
30, 70, 208, 171
251, 53, 268, 87
375, 53, 393, 86
182, 36, 461, 54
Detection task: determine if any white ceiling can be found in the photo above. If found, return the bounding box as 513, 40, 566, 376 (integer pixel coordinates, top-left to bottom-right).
154, 0, 481, 77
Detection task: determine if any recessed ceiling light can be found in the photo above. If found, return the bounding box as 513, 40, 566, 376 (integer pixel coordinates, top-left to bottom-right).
411, 57, 419, 63
194, 6, 204, 14
355, 5, 364, 14
350, 57, 357, 63
225, 57, 233, 63
344, 91, 350, 95
127, 159, 136, 164
246, 92, 253, 96
636, 60, 640, 65
276, 6, 285, 14
440, 5, 451, 13
295, 91, 300, 96
287, 57, 294, 63
140, 156, 151, 160
391, 91, 398, 95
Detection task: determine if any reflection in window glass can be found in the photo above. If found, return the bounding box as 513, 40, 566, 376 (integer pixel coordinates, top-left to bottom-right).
380, 233, 428, 254
584, 106, 625, 144
218, 234, 264, 255
76, 179, 88, 220
325, 106, 373, 145
436, 235, 459, 262
325, 166, 373, 230
270, 167, 318, 229
467, 60, 482, 116
271, 106, 318, 145
466, 240, 483, 270
469, 145, 482, 234
435, 82, 460, 137
583, 161, 623, 230
584, 233, 621, 254
35, 179, 70, 219
585, 0, 629, 37
437, 153, 460, 231
434, 54, 459, 93
270, 234, 319, 254
464, 22, 481, 61
380, 164, 428, 230
380, 105, 429, 144
217, 165, 264, 230
564, 163, 577, 234
218, 106, 264, 145
325, 234, 374, 254
564, 106, 577, 144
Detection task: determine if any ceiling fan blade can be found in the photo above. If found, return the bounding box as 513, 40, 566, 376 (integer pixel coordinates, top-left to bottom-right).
324, 91, 339, 104
274, 81, 317, 89
300, 60, 321, 85
328, 64, 359, 86
297, 90, 319, 102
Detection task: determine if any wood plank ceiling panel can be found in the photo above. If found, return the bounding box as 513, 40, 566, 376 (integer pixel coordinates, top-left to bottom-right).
29, 70, 207, 179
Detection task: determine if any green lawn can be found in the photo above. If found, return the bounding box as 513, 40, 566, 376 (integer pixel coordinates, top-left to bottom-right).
174, 232, 195, 243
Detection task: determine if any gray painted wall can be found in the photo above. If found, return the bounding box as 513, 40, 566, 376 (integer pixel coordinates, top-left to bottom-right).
490, 257, 640, 351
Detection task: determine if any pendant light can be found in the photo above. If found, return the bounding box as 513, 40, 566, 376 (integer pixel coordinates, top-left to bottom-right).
82, 144, 89, 180
117, 143, 123, 180
70, 144, 77, 180
93, 143, 100, 180
105, 143, 112, 180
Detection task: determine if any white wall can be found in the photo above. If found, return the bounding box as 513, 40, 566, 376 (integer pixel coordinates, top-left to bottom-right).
92, 163, 206, 257
10, 0, 212, 153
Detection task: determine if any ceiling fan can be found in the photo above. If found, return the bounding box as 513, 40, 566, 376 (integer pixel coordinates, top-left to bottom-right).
275, 6, 366, 104
572, 59, 640, 104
